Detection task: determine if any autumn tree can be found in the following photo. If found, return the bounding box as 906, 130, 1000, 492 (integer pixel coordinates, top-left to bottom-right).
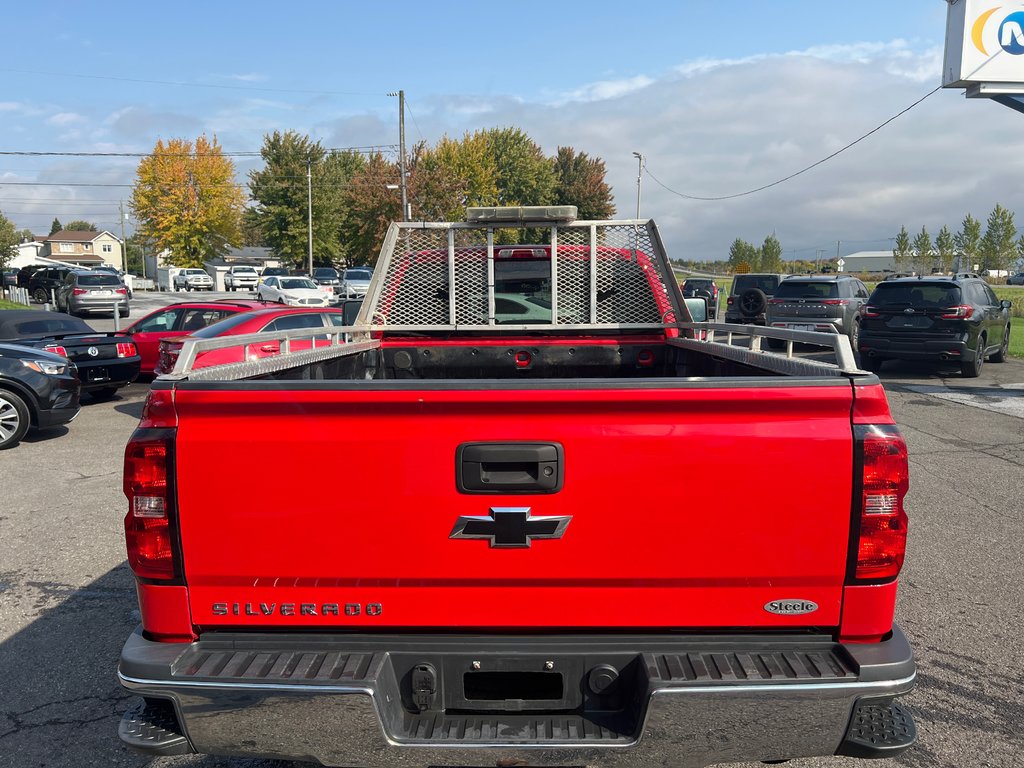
0, 211, 18, 270
339, 152, 404, 265
759, 233, 783, 272
552, 147, 615, 220
892, 226, 912, 270
979, 203, 1016, 272
49, 218, 62, 235
130, 135, 245, 268
248, 131, 365, 268
954, 213, 982, 272
64, 219, 97, 232
483, 127, 556, 207
911, 226, 933, 274
934, 225, 955, 274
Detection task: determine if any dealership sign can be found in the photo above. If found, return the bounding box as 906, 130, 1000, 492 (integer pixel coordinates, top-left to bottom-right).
944, 1, 1024, 88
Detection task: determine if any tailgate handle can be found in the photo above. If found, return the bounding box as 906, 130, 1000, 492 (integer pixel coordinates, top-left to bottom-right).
457, 442, 563, 494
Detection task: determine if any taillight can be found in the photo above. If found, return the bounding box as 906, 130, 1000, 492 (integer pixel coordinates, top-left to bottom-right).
44, 344, 68, 357
768, 298, 785, 304
820, 299, 848, 305
115, 287, 128, 295
116, 342, 137, 357
727, 297, 735, 306
123, 429, 179, 581
940, 305, 974, 319
72, 288, 88, 296
862, 306, 880, 318
850, 425, 909, 582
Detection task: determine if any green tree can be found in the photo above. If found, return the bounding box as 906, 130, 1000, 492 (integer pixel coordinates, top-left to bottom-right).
124, 232, 151, 275
911, 226, 933, 274
240, 208, 265, 247
15, 228, 34, 242
63, 219, 97, 232
483, 127, 557, 207
892, 226, 912, 270
728, 238, 759, 272
1017, 233, 1024, 269
759, 233, 783, 272
979, 203, 1017, 273
49, 217, 62, 235
954, 213, 982, 272
130, 135, 246, 268
552, 147, 615, 220
248, 130, 365, 268
934, 225, 955, 274
0, 211, 18, 270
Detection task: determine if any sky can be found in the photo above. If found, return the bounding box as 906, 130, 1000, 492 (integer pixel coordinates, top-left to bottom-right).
2, 0, 1022, 262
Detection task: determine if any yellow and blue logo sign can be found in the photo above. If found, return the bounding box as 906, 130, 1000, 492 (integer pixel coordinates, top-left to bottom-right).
974, 7, 1024, 55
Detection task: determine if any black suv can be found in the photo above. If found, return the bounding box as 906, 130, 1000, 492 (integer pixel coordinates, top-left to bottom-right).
724, 273, 788, 325
859, 274, 1012, 377
27, 267, 74, 304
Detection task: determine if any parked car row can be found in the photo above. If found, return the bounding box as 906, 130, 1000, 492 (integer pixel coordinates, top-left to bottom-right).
710, 271, 1012, 378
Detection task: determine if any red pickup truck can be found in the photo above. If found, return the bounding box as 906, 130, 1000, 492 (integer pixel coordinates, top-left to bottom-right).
117, 207, 915, 766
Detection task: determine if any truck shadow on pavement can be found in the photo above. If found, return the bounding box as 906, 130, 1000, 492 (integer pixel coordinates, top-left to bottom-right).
0, 565, 301, 766
113, 401, 145, 420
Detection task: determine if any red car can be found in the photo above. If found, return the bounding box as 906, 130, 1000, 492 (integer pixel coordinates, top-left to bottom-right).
154, 306, 346, 375
125, 300, 268, 374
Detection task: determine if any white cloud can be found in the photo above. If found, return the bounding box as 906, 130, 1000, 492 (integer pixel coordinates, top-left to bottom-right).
550, 75, 655, 105
225, 73, 267, 82
47, 112, 85, 126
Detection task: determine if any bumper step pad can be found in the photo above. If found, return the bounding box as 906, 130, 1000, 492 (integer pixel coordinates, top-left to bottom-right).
837, 699, 916, 759
119, 698, 194, 756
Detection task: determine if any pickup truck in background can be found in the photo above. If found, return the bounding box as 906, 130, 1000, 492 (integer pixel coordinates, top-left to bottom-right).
117, 207, 916, 767
222, 265, 260, 292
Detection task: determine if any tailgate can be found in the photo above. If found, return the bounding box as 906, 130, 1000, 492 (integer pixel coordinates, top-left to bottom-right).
173, 382, 855, 629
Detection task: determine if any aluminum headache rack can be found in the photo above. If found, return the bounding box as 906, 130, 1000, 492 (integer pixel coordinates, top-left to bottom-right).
355, 207, 684, 331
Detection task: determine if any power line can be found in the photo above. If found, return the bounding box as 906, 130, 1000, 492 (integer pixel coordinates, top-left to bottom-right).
0, 67, 388, 97
0, 145, 396, 158
643, 84, 942, 202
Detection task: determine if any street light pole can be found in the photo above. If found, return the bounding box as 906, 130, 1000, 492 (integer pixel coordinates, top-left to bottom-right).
307, 160, 314, 275
119, 200, 128, 273
632, 152, 643, 219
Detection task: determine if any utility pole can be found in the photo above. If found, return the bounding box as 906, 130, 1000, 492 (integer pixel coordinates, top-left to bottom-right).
388, 90, 409, 221
307, 159, 314, 275
632, 152, 643, 219
119, 201, 128, 273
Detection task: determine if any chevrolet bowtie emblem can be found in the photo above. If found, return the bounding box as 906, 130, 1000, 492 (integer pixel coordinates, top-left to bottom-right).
449, 507, 571, 548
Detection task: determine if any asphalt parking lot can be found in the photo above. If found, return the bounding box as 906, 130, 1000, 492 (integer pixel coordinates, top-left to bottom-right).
1, 314, 1022, 766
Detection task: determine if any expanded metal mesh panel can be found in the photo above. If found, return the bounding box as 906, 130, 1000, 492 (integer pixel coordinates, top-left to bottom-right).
374, 229, 450, 326
594, 225, 674, 324
452, 229, 488, 325
369, 221, 679, 328
555, 227, 592, 324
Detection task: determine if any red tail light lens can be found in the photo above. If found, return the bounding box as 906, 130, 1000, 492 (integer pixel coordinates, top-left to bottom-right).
44, 345, 68, 357
862, 306, 880, 318
768, 298, 785, 304
851, 425, 909, 582
940, 305, 974, 319
72, 288, 88, 296
727, 297, 735, 306
123, 430, 179, 581
115, 287, 128, 295
116, 342, 137, 358
820, 299, 848, 305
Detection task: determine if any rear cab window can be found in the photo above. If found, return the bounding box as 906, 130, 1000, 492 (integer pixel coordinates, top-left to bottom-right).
733, 275, 782, 294
870, 282, 961, 308
774, 281, 838, 299
77, 274, 122, 287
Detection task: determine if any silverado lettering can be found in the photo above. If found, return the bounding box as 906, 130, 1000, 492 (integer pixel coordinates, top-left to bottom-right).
118, 208, 916, 767
211, 602, 383, 617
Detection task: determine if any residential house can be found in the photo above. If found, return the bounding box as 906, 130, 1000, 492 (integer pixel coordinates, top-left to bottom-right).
42, 230, 123, 269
